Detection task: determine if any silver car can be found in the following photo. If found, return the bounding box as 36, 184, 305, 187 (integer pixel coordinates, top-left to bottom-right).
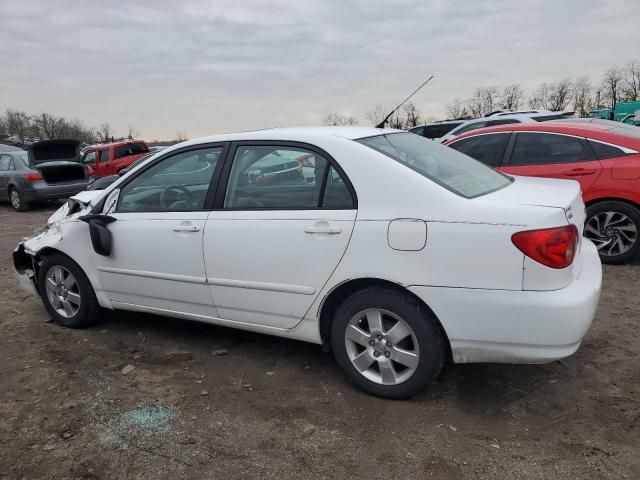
0, 140, 92, 211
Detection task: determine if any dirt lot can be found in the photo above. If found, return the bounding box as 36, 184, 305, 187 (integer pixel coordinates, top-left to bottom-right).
0, 203, 638, 480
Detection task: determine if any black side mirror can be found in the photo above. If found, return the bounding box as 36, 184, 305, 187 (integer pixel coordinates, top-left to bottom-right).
79, 214, 117, 256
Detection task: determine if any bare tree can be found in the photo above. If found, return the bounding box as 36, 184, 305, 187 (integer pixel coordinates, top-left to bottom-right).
548, 78, 573, 111
175, 131, 188, 142
127, 125, 139, 140
500, 84, 524, 110
621, 60, 640, 102
572, 76, 595, 117
528, 83, 551, 109
0, 114, 7, 136
6, 110, 31, 143
446, 99, 465, 118
365, 104, 387, 126
403, 102, 421, 128
467, 87, 499, 117
467, 88, 484, 117
31, 113, 66, 139
602, 66, 623, 109
98, 123, 112, 142
322, 113, 359, 126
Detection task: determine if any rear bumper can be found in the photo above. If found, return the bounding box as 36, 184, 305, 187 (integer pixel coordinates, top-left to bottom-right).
23, 181, 90, 201
409, 239, 602, 364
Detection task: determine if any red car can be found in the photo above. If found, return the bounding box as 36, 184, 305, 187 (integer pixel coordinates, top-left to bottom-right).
81, 140, 149, 178
445, 121, 640, 264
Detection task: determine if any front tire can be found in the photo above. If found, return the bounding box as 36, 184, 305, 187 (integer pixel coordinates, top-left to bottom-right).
331, 287, 447, 399
38, 254, 99, 328
9, 187, 30, 212
585, 201, 640, 264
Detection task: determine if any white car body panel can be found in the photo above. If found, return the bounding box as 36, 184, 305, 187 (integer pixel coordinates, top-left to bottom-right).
16, 126, 602, 363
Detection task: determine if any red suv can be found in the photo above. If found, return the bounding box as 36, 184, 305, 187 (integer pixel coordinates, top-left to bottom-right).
81, 140, 149, 178
445, 121, 640, 264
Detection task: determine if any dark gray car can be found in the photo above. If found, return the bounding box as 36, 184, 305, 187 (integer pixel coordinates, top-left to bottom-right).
0, 139, 92, 211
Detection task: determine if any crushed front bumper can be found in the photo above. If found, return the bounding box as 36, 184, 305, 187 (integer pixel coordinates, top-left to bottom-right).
13, 242, 38, 296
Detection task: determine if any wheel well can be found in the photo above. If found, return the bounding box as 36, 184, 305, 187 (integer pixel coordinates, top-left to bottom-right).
32, 247, 73, 282
585, 197, 640, 210
318, 278, 451, 358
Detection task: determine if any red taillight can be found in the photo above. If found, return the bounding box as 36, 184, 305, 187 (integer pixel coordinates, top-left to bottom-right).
296, 154, 315, 168
512, 225, 579, 269
24, 172, 44, 183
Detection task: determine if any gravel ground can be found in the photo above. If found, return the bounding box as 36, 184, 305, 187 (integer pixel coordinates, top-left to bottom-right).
0, 203, 638, 480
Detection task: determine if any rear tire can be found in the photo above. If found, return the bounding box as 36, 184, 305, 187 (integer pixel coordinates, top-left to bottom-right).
585, 201, 640, 264
37, 254, 100, 328
331, 286, 447, 399
9, 187, 30, 212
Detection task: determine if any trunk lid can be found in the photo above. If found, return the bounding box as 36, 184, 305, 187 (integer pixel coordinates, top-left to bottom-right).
483, 175, 588, 291
28, 140, 88, 184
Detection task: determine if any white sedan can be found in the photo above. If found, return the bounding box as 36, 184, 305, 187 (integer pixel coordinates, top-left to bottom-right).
14, 127, 602, 399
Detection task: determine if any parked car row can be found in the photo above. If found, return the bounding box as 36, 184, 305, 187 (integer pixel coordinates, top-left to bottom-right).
410, 109, 573, 143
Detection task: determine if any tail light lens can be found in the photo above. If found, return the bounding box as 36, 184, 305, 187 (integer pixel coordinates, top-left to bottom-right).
24, 172, 44, 183
512, 225, 579, 269
87, 165, 95, 176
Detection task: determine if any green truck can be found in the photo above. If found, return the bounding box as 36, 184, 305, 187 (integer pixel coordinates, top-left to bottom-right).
589, 101, 640, 126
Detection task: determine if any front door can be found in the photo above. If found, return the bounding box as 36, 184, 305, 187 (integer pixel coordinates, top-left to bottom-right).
94, 145, 225, 318
203, 143, 357, 329
500, 132, 603, 194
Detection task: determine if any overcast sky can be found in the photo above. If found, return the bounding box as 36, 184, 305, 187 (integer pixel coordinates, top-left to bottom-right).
1, 0, 638, 139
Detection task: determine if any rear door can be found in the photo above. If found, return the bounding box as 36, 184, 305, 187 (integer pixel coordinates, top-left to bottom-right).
203, 142, 357, 329
500, 132, 602, 193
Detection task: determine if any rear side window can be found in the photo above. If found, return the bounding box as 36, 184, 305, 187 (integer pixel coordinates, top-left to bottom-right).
358, 133, 512, 198
448, 133, 509, 167
99, 148, 110, 162
488, 119, 520, 126
224, 146, 354, 209
588, 140, 626, 160
115, 143, 148, 158
454, 121, 489, 135
0, 154, 11, 170
510, 133, 593, 166
423, 123, 461, 140
409, 126, 425, 136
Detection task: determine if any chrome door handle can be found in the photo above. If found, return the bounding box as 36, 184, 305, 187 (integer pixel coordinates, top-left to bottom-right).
172, 225, 200, 232
304, 225, 342, 234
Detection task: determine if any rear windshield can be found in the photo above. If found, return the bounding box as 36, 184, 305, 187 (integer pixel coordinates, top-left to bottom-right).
423, 123, 462, 139
357, 132, 512, 198
115, 143, 149, 158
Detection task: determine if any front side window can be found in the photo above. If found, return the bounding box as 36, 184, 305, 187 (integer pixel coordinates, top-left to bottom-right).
224, 145, 354, 209
99, 148, 109, 163
117, 147, 222, 212
510, 133, 592, 166
83, 151, 96, 164
448, 133, 509, 168
358, 132, 512, 198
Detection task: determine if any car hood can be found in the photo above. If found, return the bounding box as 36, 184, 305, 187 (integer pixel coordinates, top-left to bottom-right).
30, 139, 81, 165
46, 190, 105, 225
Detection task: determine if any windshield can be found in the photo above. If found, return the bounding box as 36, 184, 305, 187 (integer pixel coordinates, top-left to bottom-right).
357, 132, 512, 198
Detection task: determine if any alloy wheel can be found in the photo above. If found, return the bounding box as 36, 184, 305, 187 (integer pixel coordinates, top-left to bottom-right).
44, 266, 82, 318
344, 309, 419, 385
584, 211, 638, 257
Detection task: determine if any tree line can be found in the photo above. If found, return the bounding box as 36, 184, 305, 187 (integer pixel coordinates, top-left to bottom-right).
324, 59, 640, 129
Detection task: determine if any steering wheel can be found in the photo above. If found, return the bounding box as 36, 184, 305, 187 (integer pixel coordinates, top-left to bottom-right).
160, 185, 194, 210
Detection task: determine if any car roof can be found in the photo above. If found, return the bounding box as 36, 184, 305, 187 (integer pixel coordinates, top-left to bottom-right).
88, 140, 148, 148
177, 126, 401, 147
444, 121, 640, 149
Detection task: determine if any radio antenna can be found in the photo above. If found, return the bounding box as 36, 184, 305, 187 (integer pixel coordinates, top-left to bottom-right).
376, 75, 434, 128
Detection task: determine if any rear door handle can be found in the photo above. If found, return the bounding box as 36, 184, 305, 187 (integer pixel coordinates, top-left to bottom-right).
304, 225, 342, 234
172, 224, 200, 232
563, 168, 596, 176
